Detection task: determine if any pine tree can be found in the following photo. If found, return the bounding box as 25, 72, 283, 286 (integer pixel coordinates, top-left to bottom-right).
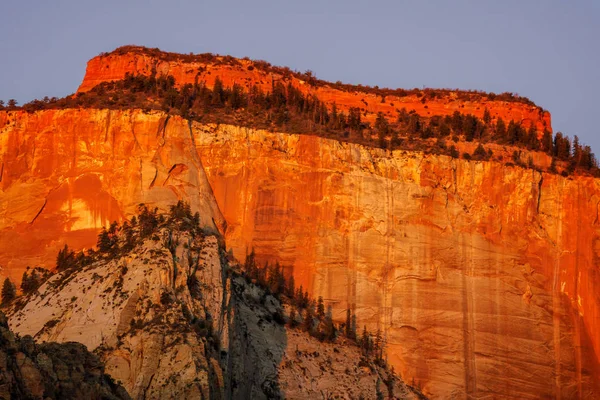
376, 378, 385, 400
483, 108, 491, 124
323, 306, 336, 341
375, 112, 389, 148
20, 269, 35, 294
345, 309, 352, 338
289, 308, 298, 328
375, 328, 383, 361
245, 249, 257, 279
495, 118, 506, 139
362, 326, 370, 354
303, 300, 315, 334
97, 227, 112, 253
56, 244, 75, 271
1, 278, 16, 306
317, 296, 325, 320
287, 274, 295, 299
542, 130, 553, 155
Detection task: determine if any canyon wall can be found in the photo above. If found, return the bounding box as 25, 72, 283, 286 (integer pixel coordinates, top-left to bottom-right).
0, 107, 597, 398
193, 124, 599, 399
0, 109, 224, 283
77, 49, 552, 133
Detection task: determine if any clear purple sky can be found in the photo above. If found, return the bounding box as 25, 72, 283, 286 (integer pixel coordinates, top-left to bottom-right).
1, 1, 598, 150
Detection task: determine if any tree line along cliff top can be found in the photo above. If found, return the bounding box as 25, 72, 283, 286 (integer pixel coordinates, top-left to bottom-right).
100, 45, 540, 107
1, 45, 596, 177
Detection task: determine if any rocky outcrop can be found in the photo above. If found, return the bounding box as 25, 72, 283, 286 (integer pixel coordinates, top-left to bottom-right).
6, 215, 419, 399
224, 273, 422, 400
0, 311, 130, 399
8, 227, 226, 399
77, 47, 552, 133
0, 109, 224, 283
194, 123, 600, 399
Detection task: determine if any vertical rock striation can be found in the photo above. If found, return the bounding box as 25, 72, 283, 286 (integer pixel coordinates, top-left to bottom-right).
194, 124, 600, 399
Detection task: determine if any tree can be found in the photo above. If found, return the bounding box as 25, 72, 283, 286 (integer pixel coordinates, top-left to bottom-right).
7, 99, 17, 108
317, 296, 325, 320
56, 244, 75, 271
449, 145, 459, 159
495, 118, 506, 139
473, 143, 488, 161
21, 269, 34, 294
374, 328, 383, 360
348, 107, 362, 131
303, 300, 315, 334
97, 227, 112, 253
375, 112, 389, 148
345, 309, 352, 338
572, 135, 582, 166
323, 306, 336, 341
541, 130, 553, 155
554, 132, 571, 161
286, 274, 295, 299
376, 378, 385, 400
483, 108, 491, 124
361, 325, 370, 354
1, 278, 16, 306
245, 248, 257, 279
289, 307, 298, 328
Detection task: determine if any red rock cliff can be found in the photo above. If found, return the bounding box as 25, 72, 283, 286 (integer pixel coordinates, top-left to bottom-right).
0, 109, 224, 283
0, 109, 597, 398
3, 49, 598, 399
78, 48, 552, 134
193, 124, 598, 399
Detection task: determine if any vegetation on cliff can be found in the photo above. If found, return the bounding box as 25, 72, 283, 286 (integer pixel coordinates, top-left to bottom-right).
100, 45, 538, 106
4, 201, 424, 399
4, 70, 596, 177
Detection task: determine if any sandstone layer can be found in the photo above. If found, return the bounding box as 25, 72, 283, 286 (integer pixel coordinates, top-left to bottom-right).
194, 124, 600, 399
0, 109, 224, 282
77, 48, 552, 133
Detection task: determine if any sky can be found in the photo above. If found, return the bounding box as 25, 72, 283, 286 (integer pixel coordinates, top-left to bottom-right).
1, 1, 599, 150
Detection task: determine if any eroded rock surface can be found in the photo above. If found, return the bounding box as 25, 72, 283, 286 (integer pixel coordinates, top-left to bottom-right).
0, 311, 130, 400
0, 109, 224, 282
195, 124, 600, 399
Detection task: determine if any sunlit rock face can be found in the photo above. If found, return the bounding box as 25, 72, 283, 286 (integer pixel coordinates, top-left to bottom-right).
78, 48, 552, 133
0, 103, 597, 398
194, 124, 599, 399
0, 109, 224, 283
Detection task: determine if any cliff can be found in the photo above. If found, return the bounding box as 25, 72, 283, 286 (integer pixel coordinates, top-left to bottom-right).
194, 124, 599, 399
0, 109, 224, 282
0, 46, 597, 398
77, 47, 552, 133
0, 106, 598, 398
0, 311, 130, 399
6, 215, 417, 399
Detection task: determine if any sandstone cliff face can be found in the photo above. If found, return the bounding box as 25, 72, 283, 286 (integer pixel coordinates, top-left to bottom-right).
193, 124, 600, 399
0, 109, 224, 282
77, 49, 552, 133
0, 105, 597, 398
